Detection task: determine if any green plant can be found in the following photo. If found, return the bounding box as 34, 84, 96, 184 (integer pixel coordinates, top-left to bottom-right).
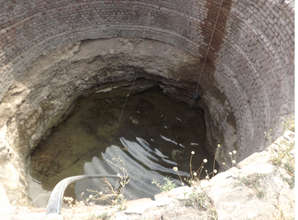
152, 144, 237, 219
271, 141, 294, 169
282, 117, 294, 133
185, 191, 208, 209
238, 174, 266, 199
273, 192, 295, 220
184, 190, 218, 219
171, 151, 212, 187
220, 148, 238, 170
270, 135, 295, 189
172, 144, 237, 187
82, 157, 129, 208
152, 177, 177, 192
85, 176, 128, 206
264, 128, 273, 143
86, 212, 110, 220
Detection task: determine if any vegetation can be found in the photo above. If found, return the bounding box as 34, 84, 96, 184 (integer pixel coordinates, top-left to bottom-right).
152, 177, 177, 192
238, 174, 267, 199
270, 118, 295, 189
151, 143, 239, 220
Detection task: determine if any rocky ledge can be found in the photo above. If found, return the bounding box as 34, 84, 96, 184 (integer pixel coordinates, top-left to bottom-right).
1, 126, 294, 220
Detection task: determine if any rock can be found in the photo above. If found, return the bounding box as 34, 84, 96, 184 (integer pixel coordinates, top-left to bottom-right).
3, 129, 295, 219
125, 198, 155, 214
45, 214, 64, 220
0, 183, 13, 215
199, 132, 295, 220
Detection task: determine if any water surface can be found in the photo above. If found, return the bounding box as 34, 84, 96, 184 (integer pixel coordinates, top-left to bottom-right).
29, 86, 213, 206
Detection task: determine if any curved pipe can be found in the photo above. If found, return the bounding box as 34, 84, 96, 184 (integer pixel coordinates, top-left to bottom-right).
46, 175, 121, 215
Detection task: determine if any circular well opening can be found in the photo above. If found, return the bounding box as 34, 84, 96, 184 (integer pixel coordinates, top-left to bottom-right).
28, 80, 217, 207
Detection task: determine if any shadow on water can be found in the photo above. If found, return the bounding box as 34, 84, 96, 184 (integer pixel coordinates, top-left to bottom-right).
29, 86, 215, 206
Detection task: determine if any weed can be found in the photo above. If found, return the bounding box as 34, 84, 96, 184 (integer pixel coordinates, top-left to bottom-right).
283, 162, 295, 177
238, 174, 266, 199
185, 191, 209, 210
184, 190, 217, 219
273, 192, 295, 220
97, 212, 110, 220
264, 128, 273, 143
270, 135, 295, 189
78, 157, 130, 209
86, 212, 109, 220
171, 143, 237, 187
282, 117, 295, 133
152, 177, 177, 192
270, 140, 294, 169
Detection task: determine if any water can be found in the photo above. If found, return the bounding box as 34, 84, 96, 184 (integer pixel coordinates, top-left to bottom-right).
29, 86, 214, 206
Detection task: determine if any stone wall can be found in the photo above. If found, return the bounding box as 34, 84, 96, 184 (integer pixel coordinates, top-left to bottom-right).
0, 0, 294, 204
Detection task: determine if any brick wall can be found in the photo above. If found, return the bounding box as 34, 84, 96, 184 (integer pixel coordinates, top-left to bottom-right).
0, 0, 294, 159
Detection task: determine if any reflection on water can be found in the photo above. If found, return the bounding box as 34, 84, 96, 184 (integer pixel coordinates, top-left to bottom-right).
29, 86, 214, 206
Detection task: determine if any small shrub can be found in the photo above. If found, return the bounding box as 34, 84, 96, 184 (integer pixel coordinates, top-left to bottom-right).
152, 177, 177, 192
238, 174, 266, 199
184, 190, 218, 220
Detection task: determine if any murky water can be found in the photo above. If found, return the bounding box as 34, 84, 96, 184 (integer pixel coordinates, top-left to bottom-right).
29, 86, 214, 206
